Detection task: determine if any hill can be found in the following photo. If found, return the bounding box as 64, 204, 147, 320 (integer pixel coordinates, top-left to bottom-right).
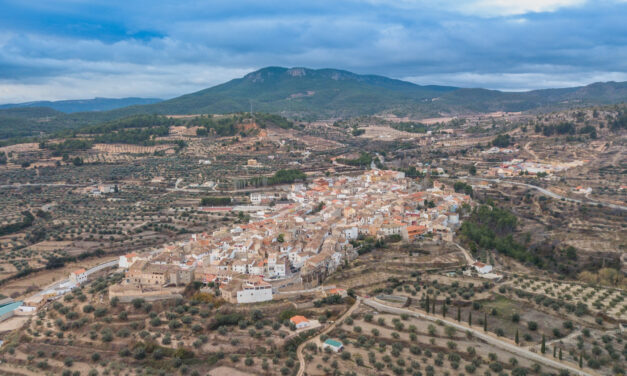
123, 67, 627, 118
1, 67, 626, 140
0, 97, 162, 113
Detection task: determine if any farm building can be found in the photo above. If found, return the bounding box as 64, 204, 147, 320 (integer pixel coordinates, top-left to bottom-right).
323, 339, 344, 353
0, 301, 23, 323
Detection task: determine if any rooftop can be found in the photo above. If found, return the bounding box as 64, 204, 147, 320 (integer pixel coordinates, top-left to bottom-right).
0, 301, 23, 316
324, 339, 342, 347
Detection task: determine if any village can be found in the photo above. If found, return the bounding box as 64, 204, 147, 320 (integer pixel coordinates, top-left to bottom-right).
105, 169, 471, 305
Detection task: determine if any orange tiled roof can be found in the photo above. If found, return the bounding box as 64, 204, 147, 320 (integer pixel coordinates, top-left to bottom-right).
290, 315, 309, 324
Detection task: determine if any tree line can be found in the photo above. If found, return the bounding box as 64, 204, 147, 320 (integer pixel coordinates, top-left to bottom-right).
0, 211, 34, 236
459, 204, 542, 266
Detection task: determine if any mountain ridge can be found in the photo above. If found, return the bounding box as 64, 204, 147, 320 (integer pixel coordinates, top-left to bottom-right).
0, 67, 626, 140
0, 97, 163, 113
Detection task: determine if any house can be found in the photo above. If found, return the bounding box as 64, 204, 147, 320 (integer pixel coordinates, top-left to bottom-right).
403, 225, 426, 241
98, 184, 117, 194
69, 269, 87, 285
473, 262, 493, 274
323, 339, 344, 352
119, 252, 141, 269
290, 315, 310, 329
327, 288, 348, 298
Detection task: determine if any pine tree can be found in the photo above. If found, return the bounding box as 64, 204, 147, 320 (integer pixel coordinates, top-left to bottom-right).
515, 329, 519, 345
559, 348, 562, 360
457, 306, 461, 322
541, 335, 546, 354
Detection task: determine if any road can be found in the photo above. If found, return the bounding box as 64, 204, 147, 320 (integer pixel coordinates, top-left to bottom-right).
33, 259, 119, 298
296, 297, 361, 376
461, 177, 627, 211
363, 298, 596, 376
453, 242, 475, 265
0, 183, 83, 189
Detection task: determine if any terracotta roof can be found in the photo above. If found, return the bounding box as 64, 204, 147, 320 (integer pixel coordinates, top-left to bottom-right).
290, 315, 309, 325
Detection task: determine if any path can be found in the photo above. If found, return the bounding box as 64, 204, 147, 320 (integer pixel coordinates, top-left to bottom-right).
453, 242, 475, 265
524, 141, 539, 161
461, 177, 627, 211
0, 183, 83, 189
296, 297, 361, 376
363, 298, 597, 376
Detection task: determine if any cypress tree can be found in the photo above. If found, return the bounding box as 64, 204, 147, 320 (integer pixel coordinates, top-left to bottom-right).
442, 302, 447, 317
559, 348, 562, 360
579, 353, 582, 368
553, 346, 556, 358
425, 295, 430, 313
515, 329, 519, 345
468, 311, 472, 326
483, 312, 487, 332
432, 300, 436, 314
541, 335, 546, 354
457, 306, 461, 322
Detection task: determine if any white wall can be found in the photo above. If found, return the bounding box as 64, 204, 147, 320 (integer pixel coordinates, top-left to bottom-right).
236, 287, 273, 304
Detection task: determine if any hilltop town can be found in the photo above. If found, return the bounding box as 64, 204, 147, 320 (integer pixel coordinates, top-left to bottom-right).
111, 170, 470, 304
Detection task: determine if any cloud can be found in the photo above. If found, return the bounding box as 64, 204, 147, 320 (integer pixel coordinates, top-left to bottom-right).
363, 0, 589, 16
0, 0, 625, 102
403, 70, 627, 91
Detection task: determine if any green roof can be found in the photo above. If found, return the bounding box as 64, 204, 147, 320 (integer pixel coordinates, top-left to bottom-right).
0, 301, 22, 316
324, 339, 342, 347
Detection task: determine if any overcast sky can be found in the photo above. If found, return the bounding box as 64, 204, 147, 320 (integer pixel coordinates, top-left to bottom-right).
0, 0, 626, 103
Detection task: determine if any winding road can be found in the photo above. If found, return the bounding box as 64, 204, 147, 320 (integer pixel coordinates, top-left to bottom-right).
295, 296, 595, 376
363, 298, 597, 376
461, 177, 627, 211
296, 297, 361, 376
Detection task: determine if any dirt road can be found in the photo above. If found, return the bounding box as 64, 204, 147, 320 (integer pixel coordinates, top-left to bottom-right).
461, 177, 627, 211
363, 298, 597, 376
296, 297, 361, 376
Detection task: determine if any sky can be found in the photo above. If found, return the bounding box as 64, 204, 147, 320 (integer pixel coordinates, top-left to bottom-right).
0, 0, 626, 103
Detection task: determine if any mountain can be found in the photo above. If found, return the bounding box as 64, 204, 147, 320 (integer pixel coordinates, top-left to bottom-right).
109, 67, 627, 118
1, 67, 626, 140
0, 97, 162, 113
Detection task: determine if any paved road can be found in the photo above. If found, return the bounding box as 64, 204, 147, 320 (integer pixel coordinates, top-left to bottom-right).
363, 298, 596, 376
296, 297, 361, 376
33, 259, 119, 298
461, 177, 627, 211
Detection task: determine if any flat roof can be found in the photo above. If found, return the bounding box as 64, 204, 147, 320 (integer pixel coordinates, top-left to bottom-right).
0, 301, 23, 316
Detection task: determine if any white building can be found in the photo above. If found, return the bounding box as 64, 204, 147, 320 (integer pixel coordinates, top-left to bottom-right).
323, 339, 344, 353
69, 268, 88, 285
473, 262, 493, 274
119, 252, 141, 269
236, 280, 273, 304
342, 226, 359, 241
290, 315, 310, 329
